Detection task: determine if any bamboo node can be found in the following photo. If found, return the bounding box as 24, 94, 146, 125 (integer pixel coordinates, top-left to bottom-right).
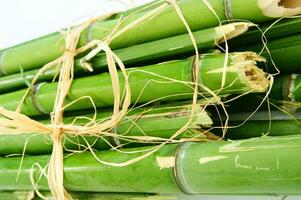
0, 50, 6, 76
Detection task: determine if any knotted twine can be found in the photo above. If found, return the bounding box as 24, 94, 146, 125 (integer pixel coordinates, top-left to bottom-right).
0, 0, 226, 199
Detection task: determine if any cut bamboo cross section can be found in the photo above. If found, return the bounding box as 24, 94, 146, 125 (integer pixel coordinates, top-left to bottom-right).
0, 22, 252, 93
262, 0, 301, 16
0, 52, 269, 116
211, 110, 301, 139
0, 102, 213, 156
0, 135, 300, 194
1, 0, 301, 75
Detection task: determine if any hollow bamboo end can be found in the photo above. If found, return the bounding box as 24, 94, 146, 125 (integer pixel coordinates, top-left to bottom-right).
233, 52, 270, 93
215, 22, 254, 44
258, 0, 301, 17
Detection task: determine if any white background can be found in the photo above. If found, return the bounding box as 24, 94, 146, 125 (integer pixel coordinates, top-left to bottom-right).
0, 0, 299, 199
0, 0, 153, 48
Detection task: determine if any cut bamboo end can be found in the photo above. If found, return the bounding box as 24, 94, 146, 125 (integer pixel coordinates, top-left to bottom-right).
195, 108, 213, 127
258, 0, 301, 17
244, 64, 269, 92
232, 52, 270, 93
215, 22, 254, 44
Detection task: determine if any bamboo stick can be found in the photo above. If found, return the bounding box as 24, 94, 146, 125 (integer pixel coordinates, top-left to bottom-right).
229, 17, 301, 47
0, 102, 212, 156
1, 0, 300, 75
1, 136, 300, 194
238, 33, 301, 73
0, 52, 269, 116
212, 111, 301, 139
0, 191, 175, 200
0, 22, 251, 93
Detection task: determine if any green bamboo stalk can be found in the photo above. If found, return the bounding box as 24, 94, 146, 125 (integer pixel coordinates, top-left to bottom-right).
237, 33, 301, 73
1, 136, 301, 194
1, 0, 300, 75
0, 22, 251, 93
0, 102, 212, 156
211, 111, 301, 139
229, 17, 301, 47
0, 191, 175, 200
0, 52, 269, 116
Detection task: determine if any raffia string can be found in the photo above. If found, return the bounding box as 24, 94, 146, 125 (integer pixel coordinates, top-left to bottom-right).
0, 1, 226, 199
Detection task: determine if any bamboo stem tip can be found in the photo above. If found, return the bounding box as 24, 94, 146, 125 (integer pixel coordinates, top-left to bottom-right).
215, 22, 254, 44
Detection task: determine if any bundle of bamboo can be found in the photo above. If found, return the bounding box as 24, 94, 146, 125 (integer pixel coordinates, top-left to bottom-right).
1, 0, 301, 199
